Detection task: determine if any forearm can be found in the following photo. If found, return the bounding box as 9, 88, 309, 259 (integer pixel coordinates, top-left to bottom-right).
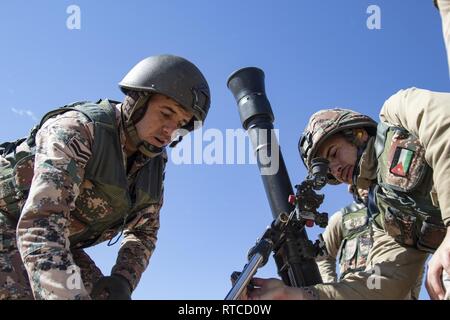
317, 258, 338, 283
17, 168, 89, 299
17, 111, 93, 299
111, 206, 161, 291
316, 212, 343, 283
18, 212, 90, 300
312, 227, 428, 299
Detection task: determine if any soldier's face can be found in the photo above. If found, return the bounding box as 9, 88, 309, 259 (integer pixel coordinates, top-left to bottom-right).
135, 94, 193, 148
317, 134, 358, 184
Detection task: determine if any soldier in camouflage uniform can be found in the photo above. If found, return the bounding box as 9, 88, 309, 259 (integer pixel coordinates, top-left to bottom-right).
0, 54, 211, 300
317, 186, 423, 299
246, 88, 450, 300
317, 186, 370, 284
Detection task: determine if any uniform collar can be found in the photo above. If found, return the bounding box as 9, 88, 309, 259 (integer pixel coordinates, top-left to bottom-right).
354, 136, 377, 190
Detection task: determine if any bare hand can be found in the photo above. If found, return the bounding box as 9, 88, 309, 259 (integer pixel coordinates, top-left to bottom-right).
426, 226, 450, 300
246, 277, 318, 300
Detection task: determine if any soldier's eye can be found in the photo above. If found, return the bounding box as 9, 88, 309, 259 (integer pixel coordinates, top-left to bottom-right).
161, 111, 171, 118
329, 147, 337, 159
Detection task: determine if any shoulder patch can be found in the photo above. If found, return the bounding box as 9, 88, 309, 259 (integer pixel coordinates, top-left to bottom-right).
390, 147, 414, 177
68, 137, 91, 165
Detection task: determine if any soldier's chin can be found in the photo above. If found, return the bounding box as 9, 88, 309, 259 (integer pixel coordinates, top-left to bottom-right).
149, 137, 164, 148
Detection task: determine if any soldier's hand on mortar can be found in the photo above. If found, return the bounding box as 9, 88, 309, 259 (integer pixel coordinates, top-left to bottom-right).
91, 274, 132, 300
426, 227, 450, 300
246, 277, 317, 300
230, 271, 254, 300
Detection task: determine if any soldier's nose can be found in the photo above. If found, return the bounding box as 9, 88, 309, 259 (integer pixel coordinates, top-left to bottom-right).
162, 122, 178, 136
329, 163, 341, 178
328, 161, 337, 172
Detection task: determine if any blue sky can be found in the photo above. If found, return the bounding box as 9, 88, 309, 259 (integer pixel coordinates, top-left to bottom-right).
0, 1, 447, 300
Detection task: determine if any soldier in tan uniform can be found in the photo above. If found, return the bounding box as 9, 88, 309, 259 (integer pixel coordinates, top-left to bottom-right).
432, 0, 450, 299
318, 187, 423, 299
245, 88, 450, 300
317, 187, 370, 284
0, 54, 211, 299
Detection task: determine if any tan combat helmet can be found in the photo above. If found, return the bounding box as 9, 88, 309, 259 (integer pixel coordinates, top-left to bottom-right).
298, 108, 377, 184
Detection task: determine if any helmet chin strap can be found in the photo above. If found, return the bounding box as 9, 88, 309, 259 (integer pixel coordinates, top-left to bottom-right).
352, 135, 378, 192
169, 135, 183, 148
352, 143, 368, 186
347, 129, 366, 186
120, 96, 163, 158
137, 141, 164, 158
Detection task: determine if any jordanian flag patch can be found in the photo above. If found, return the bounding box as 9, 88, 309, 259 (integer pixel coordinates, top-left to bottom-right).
390, 147, 414, 177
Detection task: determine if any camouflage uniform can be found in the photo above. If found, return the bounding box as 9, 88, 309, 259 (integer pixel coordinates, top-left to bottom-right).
0, 213, 32, 299
317, 203, 423, 299
434, 1, 450, 297
1, 54, 211, 300
317, 202, 371, 283
0, 101, 164, 300
300, 87, 450, 299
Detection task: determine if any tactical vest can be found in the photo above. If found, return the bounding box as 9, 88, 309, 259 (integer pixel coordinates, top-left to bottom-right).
337, 202, 373, 279
373, 122, 446, 252
0, 100, 165, 248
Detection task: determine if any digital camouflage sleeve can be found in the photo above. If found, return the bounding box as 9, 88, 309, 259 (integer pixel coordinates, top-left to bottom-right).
16, 110, 163, 299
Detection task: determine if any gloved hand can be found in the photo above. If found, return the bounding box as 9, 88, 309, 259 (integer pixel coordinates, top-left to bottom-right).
91, 274, 132, 300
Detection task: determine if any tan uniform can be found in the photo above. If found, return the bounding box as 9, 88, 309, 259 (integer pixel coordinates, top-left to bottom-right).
318, 209, 424, 299
313, 226, 428, 299
317, 212, 342, 283
436, 1, 450, 297
379, 88, 450, 226
380, 87, 450, 299
311, 87, 450, 299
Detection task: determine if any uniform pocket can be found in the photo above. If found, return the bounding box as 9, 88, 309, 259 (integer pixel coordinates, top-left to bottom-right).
338, 238, 358, 278
417, 221, 446, 252
383, 207, 417, 246
0, 164, 21, 220
0, 215, 17, 254
357, 232, 373, 269
0, 155, 33, 221
13, 155, 34, 193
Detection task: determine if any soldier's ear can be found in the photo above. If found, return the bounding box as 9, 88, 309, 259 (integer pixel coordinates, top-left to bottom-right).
352, 128, 369, 146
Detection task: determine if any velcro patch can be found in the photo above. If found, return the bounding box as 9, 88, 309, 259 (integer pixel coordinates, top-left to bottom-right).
390, 147, 414, 177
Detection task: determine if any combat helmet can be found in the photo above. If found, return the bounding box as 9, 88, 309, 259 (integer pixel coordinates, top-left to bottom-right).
298, 108, 377, 184
119, 54, 211, 157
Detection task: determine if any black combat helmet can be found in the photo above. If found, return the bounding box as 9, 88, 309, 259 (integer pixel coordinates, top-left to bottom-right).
118, 54, 211, 157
